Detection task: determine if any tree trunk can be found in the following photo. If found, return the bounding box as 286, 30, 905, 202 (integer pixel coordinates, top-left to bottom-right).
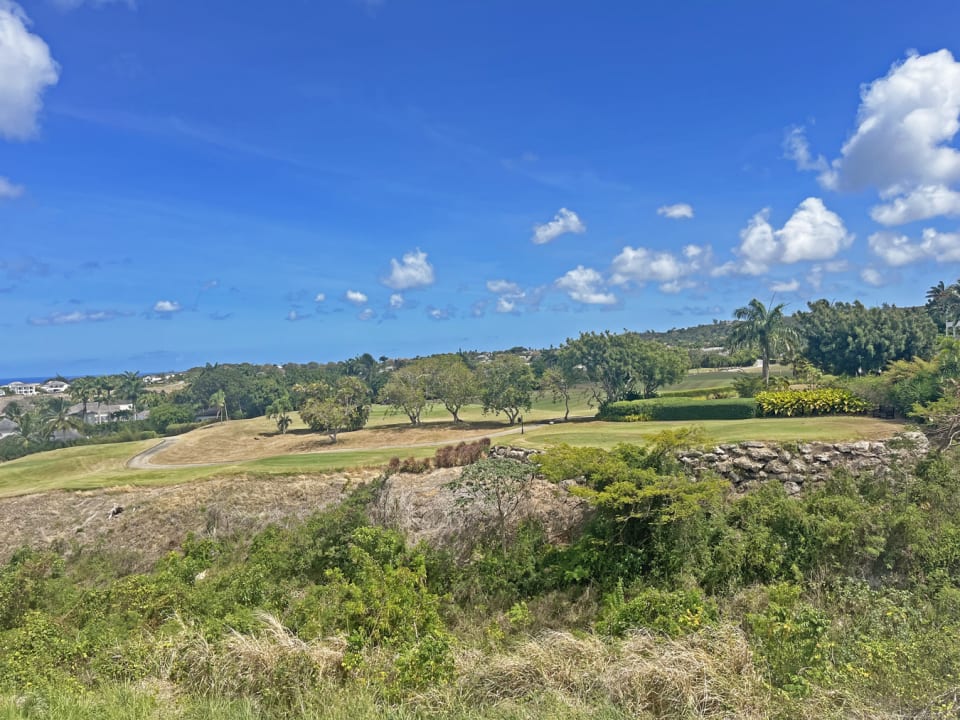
563, 396, 570, 421
762, 355, 770, 384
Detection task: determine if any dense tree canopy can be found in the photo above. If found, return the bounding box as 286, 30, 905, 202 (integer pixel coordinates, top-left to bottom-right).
563, 331, 688, 403
797, 300, 937, 376
478, 354, 536, 425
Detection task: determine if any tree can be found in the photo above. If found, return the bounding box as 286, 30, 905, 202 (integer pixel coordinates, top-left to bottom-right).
209, 389, 228, 422
425, 355, 477, 423
378, 363, 430, 425
478, 354, 536, 425
118, 370, 146, 417
40, 396, 83, 440
445, 457, 535, 552
796, 300, 937, 376
95, 376, 116, 417
266, 395, 294, 434
69, 377, 96, 420
563, 331, 688, 403
300, 376, 371, 442
727, 299, 797, 385
539, 367, 574, 420
926, 280, 960, 331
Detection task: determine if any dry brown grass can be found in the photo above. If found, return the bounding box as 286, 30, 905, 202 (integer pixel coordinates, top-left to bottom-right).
171, 611, 345, 706
456, 626, 773, 719
150, 416, 514, 465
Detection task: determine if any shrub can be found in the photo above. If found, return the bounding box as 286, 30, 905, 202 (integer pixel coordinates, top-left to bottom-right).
434, 438, 491, 468
387, 456, 432, 474
598, 397, 756, 422
597, 582, 716, 638
754, 388, 870, 417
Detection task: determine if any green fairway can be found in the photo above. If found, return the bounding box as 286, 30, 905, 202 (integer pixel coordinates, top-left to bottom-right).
661, 365, 792, 392
514, 416, 904, 450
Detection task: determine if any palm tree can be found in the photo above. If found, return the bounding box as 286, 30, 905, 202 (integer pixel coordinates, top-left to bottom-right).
70, 377, 96, 422
41, 396, 83, 440
210, 389, 228, 422
926, 280, 960, 332
119, 371, 146, 417
95, 376, 116, 423
727, 298, 798, 385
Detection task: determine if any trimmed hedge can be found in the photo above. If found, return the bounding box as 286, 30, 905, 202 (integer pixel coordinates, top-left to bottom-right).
598, 397, 757, 422
659, 385, 734, 399
755, 388, 870, 417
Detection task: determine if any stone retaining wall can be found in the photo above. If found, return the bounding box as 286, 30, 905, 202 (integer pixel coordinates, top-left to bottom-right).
677, 432, 929, 495
492, 432, 930, 496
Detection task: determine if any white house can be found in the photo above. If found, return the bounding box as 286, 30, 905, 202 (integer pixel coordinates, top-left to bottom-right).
68, 402, 149, 425
5, 382, 39, 396
41, 380, 70, 394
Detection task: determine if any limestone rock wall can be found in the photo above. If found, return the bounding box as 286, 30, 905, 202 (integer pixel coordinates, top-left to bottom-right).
677, 432, 929, 495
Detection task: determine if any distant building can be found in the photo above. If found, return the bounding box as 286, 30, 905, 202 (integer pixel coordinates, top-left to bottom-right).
5, 382, 39, 396
40, 380, 70, 394
68, 402, 150, 425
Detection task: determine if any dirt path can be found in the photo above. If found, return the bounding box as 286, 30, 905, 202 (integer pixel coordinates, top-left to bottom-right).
126, 423, 546, 470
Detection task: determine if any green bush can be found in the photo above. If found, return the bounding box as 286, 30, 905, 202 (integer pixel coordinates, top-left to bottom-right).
597, 582, 716, 637
658, 385, 732, 399
598, 397, 756, 421
754, 388, 870, 417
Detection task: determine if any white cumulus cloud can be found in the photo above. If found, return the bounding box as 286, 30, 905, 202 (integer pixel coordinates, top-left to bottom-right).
821, 50, 960, 194
0, 1, 59, 141
345, 290, 368, 304
153, 300, 181, 313
0, 176, 22, 198
656, 203, 694, 219
770, 279, 800, 293
610, 243, 711, 290
555, 266, 616, 305
870, 184, 960, 225
532, 208, 586, 244
389, 293, 404, 309
382, 248, 435, 290
869, 228, 960, 266
716, 198, 853, 276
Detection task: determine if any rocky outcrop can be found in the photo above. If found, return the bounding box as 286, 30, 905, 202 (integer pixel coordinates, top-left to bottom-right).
676, 432, 929, 495
372, 464, 590, 554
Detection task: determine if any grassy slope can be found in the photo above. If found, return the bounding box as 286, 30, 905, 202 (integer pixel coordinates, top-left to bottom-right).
0, 415, 904, 497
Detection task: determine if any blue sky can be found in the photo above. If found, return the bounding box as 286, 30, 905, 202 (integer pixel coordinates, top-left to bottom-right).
3, 0, 960, 377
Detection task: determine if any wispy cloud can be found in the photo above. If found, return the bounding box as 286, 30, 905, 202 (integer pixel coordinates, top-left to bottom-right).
28, 309, 129, 326
657, 203, 694, 219
51, 0, 136, 9
0, 176, 24, 199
